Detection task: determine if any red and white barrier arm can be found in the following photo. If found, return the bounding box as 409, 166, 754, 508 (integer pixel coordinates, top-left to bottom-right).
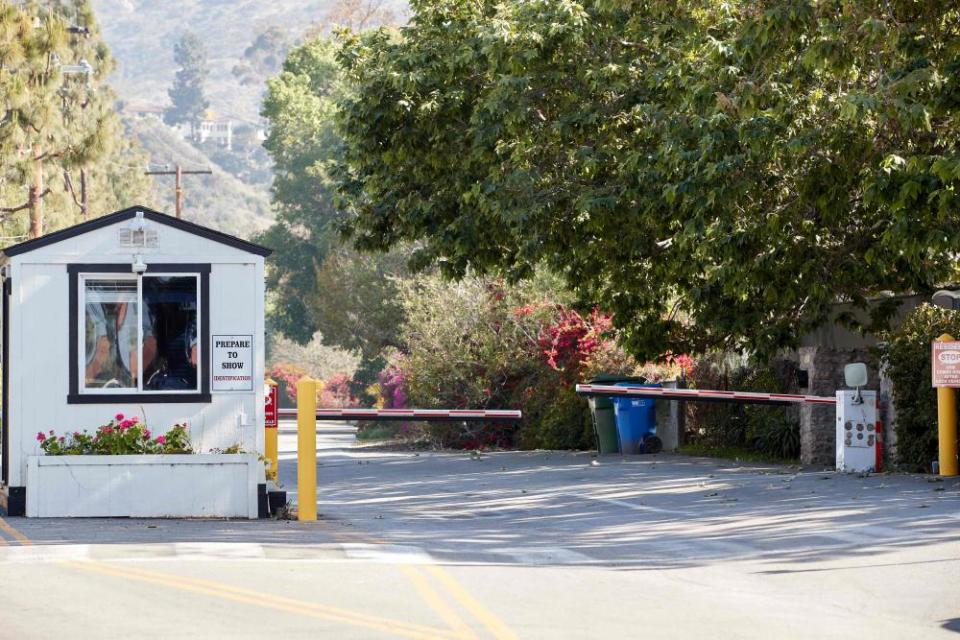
575, 384, 837, 406
277, 408, 523, 422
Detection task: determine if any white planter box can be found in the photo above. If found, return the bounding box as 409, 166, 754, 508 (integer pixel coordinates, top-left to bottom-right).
25, 454, 261, 518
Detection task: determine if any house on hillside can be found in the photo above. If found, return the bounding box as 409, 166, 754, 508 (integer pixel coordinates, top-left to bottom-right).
195, 116, 234, 150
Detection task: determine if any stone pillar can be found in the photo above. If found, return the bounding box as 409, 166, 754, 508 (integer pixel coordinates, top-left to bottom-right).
797, 346, 878, 467
657, 379, 681, 451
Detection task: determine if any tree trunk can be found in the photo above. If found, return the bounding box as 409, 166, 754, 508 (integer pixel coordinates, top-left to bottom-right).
80, 167, 88, 219
28, 142, 43, 239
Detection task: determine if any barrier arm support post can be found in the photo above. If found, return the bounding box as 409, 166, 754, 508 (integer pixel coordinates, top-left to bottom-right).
936, 334, 959, 477
297, 377, 318, 520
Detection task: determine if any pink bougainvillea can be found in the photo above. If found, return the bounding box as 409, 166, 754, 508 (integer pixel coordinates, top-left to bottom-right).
378, 364, 408, 409
319, 373, 357, 408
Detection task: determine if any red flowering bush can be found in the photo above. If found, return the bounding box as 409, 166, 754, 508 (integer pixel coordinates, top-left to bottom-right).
37, 414, 192, 455
269, 363, 359, 408
267, 362, 310, 403
318, 373, 357, 407
539, 306, 616, 384
391, 274, 631, 450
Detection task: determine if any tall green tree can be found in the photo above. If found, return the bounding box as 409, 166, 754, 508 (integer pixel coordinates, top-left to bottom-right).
259, 36, 408, 387
0, 0, 149, 239
335, 0, 960, 361
165, 31, 209, 136
259, 37, 344, 343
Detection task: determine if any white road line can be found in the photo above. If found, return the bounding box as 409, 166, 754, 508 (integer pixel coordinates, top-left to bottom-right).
173, 542, 267, 559
492, 546, 595, 565
340, 543, 435, 565
573, 493, 697, 516
0, 544, 92, 563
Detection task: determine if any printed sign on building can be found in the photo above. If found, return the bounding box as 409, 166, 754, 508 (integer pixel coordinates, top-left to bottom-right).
264, 382, 278, 428
212, 334, 253, 391
932, 340, 960, 388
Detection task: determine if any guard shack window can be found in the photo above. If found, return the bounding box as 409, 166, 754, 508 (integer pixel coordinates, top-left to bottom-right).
68, 264, 211, 404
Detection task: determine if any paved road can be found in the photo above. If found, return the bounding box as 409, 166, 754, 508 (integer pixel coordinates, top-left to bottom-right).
1, 423, 959, 639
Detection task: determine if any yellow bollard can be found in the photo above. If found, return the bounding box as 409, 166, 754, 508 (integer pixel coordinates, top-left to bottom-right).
297, 376, 318, 520
936, 334, 959, 476
264, 378, 279, 482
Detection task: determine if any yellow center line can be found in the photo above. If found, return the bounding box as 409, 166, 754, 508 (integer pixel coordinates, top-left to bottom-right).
64, 560, 458, 640
399, 565, 478, 640
424, 566, 518, 640
0, 516, 32, 545
0, 516, 456, 639
3, 499, 515, 639
323, 522, 516, 640
323, 525, 479, 639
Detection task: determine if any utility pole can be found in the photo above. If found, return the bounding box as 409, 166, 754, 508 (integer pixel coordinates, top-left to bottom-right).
144, 164, 212, 219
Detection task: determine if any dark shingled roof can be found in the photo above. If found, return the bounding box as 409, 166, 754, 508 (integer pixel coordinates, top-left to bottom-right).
2, 205, 272, 258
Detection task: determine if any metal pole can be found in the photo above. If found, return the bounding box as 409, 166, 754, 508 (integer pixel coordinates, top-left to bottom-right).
296, 377, 317, 521
936, 334, 959, 476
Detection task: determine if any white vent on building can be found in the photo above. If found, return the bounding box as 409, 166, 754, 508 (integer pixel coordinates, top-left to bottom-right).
118, 211, 159, 248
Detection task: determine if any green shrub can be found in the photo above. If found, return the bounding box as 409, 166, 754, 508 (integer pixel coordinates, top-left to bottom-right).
518, 385, 593, 450
390, 272, 620, 450
687, 352, 800, 460
878, 303, 960, 471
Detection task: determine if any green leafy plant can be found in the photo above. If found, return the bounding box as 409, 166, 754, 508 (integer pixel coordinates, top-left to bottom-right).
878, 303, 960, 471
335, 0, 960, 362
687, 353, 800, 460
37, 414, 192, 455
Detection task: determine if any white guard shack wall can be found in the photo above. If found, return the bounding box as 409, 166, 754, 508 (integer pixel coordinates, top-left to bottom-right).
0, 207, 267, 517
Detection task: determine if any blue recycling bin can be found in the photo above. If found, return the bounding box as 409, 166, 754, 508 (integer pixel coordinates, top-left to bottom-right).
612, 382, 661, 454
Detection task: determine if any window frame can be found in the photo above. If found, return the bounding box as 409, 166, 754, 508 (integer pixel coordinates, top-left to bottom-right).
67, 263, 211, 404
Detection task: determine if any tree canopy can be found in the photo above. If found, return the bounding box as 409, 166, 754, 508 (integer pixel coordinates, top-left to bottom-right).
165, 31, 209, 131
259, 37, 345, 343
259, 34, 410, 390
335, 0, 960, 360
0, 0, 149, 239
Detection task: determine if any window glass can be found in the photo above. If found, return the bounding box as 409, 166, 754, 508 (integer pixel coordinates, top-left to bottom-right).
84, 279, 139, 389
142, 276, 198, 391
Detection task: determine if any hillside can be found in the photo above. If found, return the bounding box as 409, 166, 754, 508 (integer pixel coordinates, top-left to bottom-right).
128, 118, 272, 238
89, 0, 404, 241
92, 0, 405, 121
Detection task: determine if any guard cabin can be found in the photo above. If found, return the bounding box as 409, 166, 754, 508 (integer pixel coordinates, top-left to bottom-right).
0, 206, 270, 518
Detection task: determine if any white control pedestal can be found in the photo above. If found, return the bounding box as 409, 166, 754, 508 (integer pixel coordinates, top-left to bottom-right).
836, 390, 880, 473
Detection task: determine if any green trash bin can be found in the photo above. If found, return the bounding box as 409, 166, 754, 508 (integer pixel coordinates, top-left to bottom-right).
587, 375, 646, 454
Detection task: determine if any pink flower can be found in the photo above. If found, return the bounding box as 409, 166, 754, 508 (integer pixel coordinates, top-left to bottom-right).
119, 419, 134, 430
156, 435, 167, 445
102, 425, 114, 434
115, 413, 125, 421
48, 429, 54, 435
143, 429, 151, 440
58, 436, 65, 443
130, 416, 140, 424
36, 431, 46, 442
73, 431, 81, 438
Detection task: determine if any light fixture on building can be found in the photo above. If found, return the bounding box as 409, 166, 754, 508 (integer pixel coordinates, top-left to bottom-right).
131, 254, 147, 275
844, 362, 868, 405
